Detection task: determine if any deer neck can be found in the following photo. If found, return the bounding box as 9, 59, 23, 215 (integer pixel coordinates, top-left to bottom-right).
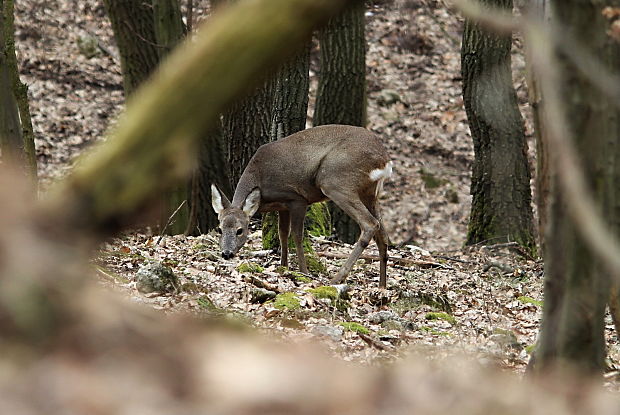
231, 166, 261, 208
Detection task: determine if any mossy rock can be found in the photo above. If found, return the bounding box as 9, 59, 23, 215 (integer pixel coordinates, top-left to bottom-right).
517, 296, 543, 308
237, 262, 264, 273
308, 286, 350, 311
338, 321, 370, 335
135, 261, 179, 294
274, 292, 301, 310
425, 312, 456, 325
308, 286, 339, 301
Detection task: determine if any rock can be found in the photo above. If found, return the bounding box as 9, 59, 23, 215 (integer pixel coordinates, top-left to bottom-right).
250, 288, 277, 304
311, 325, 344, 342
135, 261, 178, 294
369, 310, 399, 324
378, 89, 401, 106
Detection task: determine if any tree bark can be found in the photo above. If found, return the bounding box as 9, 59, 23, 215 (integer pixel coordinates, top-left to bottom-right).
532, 0, 620, 375
313, 2, 366, 244
461, 0, 535, 252
0, 0, 36, 180
186, 124, 231, 235
103, 0, 161, 96
222, 82, 274, 190
262, 44, 312, 250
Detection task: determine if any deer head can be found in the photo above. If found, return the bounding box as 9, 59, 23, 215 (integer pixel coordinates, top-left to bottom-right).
211, 184, 261, 259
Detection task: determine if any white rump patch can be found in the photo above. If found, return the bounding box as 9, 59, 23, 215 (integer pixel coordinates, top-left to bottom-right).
370, 161, 392, 197
369, 161, 393, 181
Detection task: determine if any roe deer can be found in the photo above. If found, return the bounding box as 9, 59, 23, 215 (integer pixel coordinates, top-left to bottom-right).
211, 124, 392, 287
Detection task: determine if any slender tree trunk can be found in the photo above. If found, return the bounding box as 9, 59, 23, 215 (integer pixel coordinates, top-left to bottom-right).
0, 0, 36, 180
532, 0, 620, 375
525, 0, 552, 256
461, 0, 535, 253
313, 2, 366, 244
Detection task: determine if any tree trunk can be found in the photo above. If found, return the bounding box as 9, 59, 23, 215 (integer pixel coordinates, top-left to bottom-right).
262, 45, 314, 251
525, 0, 552, 256
313, 2, 366, 244
223, 82, 274, 190
105, 0, 191, 234
186, 124, 231, 235
532, 0, 620, 375
103, 0, 161, 96
461, 0, 535, 253
0, 0, 36, 180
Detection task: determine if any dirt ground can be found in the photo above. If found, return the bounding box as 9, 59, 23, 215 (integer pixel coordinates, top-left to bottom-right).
13, 0, 620, 377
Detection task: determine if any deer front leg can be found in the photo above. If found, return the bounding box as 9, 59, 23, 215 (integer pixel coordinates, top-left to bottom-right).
289, 203, 308, 274
278, 210, 290, 268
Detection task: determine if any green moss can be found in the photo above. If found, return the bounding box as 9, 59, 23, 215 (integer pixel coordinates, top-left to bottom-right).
181, 282, 199, 293
306, 202, 331, 237
192, 243, 209, 250
419, 168, 446, 189
306, 253, 327, 274
236, 262, 264, 273
308, 286, 338, 301
296, 275, 312, 283
425, 312, 456, 325
517, 296, 543, 307
420, 326, 452, 336
261, 212, 280, 249
197, 295, 218, 311
274, 292, 301, 310
525, 344, 537, 354
338, 321, 370, 335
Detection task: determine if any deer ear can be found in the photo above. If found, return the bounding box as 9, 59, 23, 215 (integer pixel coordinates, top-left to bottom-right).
211, 184, 230, 214
242, 188, 261, 217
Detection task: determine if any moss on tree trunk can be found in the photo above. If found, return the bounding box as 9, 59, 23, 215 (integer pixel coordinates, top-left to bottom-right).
461, 0, 535, 254
313, 2, 366, 244
0, 0, 36, 181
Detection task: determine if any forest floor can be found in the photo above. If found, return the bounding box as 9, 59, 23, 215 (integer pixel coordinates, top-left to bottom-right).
13, 0, 620, 377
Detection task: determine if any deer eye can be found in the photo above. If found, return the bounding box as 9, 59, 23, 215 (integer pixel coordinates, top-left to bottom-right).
236, 228, 243, 236
216, 227, 222, 234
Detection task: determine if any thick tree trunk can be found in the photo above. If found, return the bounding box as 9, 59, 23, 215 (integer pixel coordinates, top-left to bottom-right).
0, 0, 36, 180
461, 0, 535, 252
103, 0, 161, 96
532, 0, 620, 375
186, 124, 231, 235
105, 0, 191, 234
313, 2, 366, 244
262, 45, 314, 252
223, 82, 274, 190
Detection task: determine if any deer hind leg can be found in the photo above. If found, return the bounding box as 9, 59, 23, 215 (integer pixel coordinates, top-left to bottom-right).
289, 202, 308, 274
323, 189, 380, 285
278, 210, 291, 268
367, 200, 389, 288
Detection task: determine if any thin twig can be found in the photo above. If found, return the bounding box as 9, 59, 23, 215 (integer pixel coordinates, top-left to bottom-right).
317, 251, 455, 270
156, 200, 187, 245
244, 275, 281, 293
